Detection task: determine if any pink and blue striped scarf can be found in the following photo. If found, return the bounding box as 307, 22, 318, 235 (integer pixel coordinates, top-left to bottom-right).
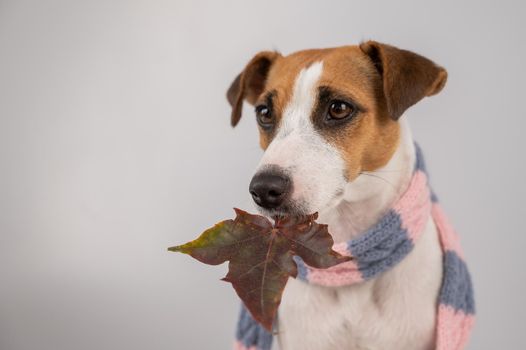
234, 144, 475, 350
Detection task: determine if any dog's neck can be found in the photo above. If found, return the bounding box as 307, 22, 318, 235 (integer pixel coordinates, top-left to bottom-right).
319, 118, 416, 243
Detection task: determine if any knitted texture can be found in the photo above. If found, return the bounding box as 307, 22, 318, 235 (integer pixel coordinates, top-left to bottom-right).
234, 144, 475, 350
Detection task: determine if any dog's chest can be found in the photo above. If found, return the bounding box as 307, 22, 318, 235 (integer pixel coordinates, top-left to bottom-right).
276, 217, 443, 350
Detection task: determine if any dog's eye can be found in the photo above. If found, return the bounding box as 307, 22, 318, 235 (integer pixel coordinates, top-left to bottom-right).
255, 105, 273, 128
328, 101, 355, 120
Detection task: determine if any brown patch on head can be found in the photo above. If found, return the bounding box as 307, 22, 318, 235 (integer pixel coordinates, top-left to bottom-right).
304, 46, 402, 180
226, 42, 446, 179
226, 49, 335, 148
255, 49, 334, 149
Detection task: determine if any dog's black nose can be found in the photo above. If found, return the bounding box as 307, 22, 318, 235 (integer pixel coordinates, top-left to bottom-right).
249, 170, 291, 209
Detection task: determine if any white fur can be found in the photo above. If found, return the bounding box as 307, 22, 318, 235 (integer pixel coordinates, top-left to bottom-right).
256, 62, 347, 215
276, 120, 443, 350
252, 62, 444, 350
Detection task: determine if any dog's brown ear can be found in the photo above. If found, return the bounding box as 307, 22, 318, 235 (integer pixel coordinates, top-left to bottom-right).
227, 51, 281, 127
359, 41, 447, 120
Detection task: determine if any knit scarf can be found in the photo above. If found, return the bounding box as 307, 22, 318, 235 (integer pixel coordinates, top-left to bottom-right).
234, 144, 475, 350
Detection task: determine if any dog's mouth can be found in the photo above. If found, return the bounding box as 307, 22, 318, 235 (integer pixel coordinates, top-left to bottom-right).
254, 188, 346, 220
254, 200, 308, 220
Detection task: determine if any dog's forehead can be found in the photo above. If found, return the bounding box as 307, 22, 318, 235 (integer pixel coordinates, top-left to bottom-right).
264, 46, 378, 104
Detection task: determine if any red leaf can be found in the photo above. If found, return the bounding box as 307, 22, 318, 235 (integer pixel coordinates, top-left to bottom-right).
168, 208, 351, 331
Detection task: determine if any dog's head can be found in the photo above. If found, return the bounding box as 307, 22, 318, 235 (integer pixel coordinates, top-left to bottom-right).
227, 41, 446, 217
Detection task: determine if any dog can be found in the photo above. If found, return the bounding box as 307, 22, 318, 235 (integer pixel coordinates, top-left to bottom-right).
226, 41, 465, 350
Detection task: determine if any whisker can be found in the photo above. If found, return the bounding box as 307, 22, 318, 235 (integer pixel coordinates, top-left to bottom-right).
361, 169, 406, 174
359, 172, 398, 190
336, 202, 359, 232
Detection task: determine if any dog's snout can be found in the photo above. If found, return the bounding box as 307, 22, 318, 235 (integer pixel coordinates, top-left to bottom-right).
249, 170, 291, 209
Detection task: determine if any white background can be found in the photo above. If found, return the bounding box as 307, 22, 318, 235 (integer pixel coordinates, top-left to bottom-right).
1, 0, 525, 349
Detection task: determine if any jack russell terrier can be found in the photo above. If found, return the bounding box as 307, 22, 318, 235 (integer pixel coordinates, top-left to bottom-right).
226, 41, 475, 350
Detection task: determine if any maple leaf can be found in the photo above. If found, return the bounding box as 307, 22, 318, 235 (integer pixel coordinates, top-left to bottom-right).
168, 208, 351, 331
